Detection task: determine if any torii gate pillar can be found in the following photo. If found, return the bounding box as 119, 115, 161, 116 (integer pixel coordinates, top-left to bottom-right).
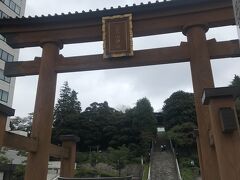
24, 42, 60, 180
183, 25, 221, 180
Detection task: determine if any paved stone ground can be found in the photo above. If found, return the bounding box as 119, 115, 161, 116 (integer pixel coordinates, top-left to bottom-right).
150, 150, 178, 180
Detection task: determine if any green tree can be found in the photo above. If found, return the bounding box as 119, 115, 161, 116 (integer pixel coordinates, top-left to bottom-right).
230, 75, 240, 87
229, 75, 240, 118
107, 145, 130, 176
52, 81, 81, 144
0, 149, 10, 164
124, 98, 157, 157
10, 113, 33, 134
162, 91, 197, 130
167, 122, 197, 154
12, 165, 25, 180
80, 101, 121, 150
162, 91, 199, 179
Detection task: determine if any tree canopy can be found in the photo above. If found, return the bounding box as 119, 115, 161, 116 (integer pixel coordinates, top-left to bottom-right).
230, 75, 240, 87
51, 82, 157, 158
229, 75, 240, 118
10, 113, 33, 134
52, 82, 82, 144
161, 90, 197, 157
162, 91, 197, 130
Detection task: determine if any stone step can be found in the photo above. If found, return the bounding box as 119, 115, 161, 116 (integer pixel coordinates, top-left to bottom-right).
150, 137, 179, 180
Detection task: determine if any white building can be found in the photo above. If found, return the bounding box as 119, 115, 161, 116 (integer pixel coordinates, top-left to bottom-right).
0, 0, 26, 130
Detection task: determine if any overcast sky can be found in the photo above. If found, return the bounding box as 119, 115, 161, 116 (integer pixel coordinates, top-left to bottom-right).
12, 0, 240, 117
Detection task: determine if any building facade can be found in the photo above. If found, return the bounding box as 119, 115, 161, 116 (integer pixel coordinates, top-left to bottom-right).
0, 0, 26, 131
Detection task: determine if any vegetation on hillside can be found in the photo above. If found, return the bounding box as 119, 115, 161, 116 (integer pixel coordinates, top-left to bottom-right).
51, 82, 157, 161
8, 75, 239, 179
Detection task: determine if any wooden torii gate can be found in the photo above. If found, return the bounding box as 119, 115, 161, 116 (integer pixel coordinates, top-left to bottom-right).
0, 0, 240, 180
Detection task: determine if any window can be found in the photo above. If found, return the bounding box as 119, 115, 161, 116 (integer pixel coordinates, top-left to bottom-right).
0, 89, 8, 103
1, 13, 8, 18
1, 0, 21, 15
4, 76, 10, 83
9, 1, 16, 11
0, 48, 14, 62
15, 5, 20, 15
4, 0, 10, 6
0, 69, 11, 83
7, 54, 13, 62
0, 70, 4, 80
0, 10, 9, 19
1, 51, 7, 61
1, 91, 8, 102
0, 34, 6, 42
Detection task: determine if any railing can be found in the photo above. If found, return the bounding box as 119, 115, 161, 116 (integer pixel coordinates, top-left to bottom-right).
146, 139, 155, 180
58, 176, 132, 180
147, 165, 151, 180
169, 139, 182, 180
51, 175, 60, 180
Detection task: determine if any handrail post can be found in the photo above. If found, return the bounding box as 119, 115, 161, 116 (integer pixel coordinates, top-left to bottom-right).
60, 135, 80, 178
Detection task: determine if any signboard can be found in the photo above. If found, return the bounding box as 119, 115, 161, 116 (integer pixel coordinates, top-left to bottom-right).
102, 14, 133, 58
233, 0, 240, 45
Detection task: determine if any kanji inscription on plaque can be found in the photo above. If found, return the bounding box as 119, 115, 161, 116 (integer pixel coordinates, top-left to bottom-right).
102, 14, 133, 58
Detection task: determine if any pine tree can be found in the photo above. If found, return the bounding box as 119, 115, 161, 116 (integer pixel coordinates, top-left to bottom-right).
52, 81, 81, 143
229, 75, 240, 119
230, 75, 240, 87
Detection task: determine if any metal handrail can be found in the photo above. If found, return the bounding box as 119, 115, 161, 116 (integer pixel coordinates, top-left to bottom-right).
52, 176, 59, 180
169, 139, 182, 180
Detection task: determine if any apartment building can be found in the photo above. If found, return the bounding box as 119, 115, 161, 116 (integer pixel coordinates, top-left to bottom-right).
0, 0, 26, 130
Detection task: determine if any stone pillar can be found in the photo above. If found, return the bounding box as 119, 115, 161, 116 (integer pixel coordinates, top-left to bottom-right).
203, 87, 240, 180
60, 135, 79, 178
24, 42, 60, 180
183, 24, 220, 180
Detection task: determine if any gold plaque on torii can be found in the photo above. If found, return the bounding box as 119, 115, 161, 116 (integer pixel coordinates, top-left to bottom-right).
102, 14, 133, 59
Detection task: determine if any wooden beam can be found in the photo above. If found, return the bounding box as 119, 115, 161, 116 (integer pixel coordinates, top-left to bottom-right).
49, 144, 69, 159
1, 131, 69, 158
2, 4, 234, 48
4, 39, 240, 77
57, 44, 189, 73
5, 44, 189, 77
3, 132, 38, 152
5, 59, 41, 77
208, 39, 240, 59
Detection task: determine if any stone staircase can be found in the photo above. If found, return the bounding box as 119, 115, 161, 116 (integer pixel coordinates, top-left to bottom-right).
150, 135, 179, 180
